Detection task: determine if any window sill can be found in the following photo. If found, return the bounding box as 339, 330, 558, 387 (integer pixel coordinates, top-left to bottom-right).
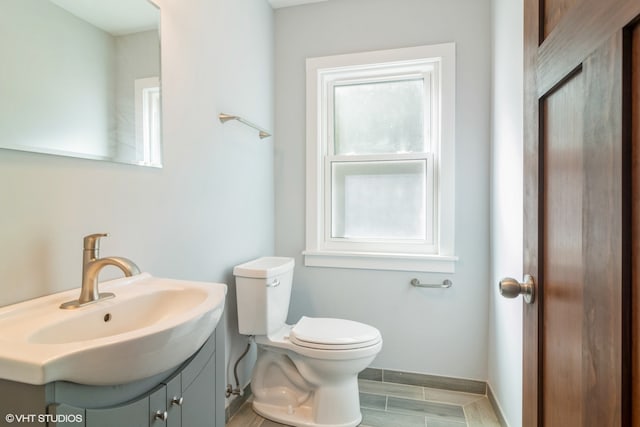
302, 250, 458, 273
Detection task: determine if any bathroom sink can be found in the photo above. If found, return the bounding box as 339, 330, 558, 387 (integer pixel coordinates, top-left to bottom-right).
0, 273, 226, 386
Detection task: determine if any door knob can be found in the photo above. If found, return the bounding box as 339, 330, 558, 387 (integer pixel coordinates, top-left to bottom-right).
499, 275, 535, 304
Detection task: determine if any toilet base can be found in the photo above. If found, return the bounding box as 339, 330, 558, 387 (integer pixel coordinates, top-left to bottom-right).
253, 400, 362, 427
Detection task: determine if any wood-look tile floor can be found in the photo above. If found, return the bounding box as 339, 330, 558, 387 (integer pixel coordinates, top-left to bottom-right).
226, 379, 502, 427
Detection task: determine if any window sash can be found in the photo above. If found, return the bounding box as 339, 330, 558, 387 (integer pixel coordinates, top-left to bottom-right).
323, 153, 436, 254
329, 74, 432, 156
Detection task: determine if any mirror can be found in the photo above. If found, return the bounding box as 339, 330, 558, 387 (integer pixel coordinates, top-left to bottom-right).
0, 0, 162, 167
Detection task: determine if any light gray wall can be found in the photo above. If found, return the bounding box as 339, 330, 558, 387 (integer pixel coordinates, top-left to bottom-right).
274, 0, 492, 380
0, 0, 274, 401
489, 0, 524, 425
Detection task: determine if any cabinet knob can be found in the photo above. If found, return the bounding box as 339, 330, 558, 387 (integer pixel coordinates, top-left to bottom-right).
154, 410, 168, 421
171, 396, 184, 406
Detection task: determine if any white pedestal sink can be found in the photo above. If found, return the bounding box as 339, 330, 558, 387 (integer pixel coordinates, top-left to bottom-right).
0, 273, 226, 385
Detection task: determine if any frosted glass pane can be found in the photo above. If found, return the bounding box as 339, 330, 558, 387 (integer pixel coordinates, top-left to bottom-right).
334, 79, 425, 155
332, 161, 426, 240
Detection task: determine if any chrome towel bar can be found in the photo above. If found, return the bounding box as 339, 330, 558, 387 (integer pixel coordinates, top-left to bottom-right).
219, 113, 271, 139
410, 278, 453, 288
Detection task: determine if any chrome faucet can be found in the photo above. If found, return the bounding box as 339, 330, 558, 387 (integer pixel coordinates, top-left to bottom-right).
60, 233, 141, 309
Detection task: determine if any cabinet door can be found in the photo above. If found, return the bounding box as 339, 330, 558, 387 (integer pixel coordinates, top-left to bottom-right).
149, 386, 167, 426
181, 350, 215, 427
47, 404, 85, 427
85, 397, 148, 427
164, 375, 182, 426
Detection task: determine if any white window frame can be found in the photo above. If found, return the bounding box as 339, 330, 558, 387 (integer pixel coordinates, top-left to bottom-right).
135, 77, 162, 168
304, 43, 457, 273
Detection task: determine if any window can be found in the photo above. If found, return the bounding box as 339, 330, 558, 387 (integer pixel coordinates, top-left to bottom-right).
304, 44, 457, 272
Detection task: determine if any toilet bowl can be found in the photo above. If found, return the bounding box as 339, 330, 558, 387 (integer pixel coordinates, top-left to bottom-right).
233, 257, 382, 427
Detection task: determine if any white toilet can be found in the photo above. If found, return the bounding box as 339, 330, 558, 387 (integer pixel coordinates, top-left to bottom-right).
233, 256, 382, 427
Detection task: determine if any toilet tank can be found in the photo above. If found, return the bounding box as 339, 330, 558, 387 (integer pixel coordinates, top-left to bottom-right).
233, 257, 294, 336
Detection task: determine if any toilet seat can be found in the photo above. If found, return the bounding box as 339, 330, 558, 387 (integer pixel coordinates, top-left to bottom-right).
290, 317, 381, 350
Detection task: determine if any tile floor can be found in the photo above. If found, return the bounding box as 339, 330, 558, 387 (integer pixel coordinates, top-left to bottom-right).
226, 379, 502, 427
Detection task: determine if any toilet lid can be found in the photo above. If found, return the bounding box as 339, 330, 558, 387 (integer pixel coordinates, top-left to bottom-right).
289, 317, 381, 350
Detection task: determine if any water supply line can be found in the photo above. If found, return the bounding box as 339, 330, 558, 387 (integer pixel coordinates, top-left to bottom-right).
226, 336, 253, 398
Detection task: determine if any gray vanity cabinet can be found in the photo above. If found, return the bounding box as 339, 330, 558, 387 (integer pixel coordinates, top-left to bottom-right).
0, 323, 225, 427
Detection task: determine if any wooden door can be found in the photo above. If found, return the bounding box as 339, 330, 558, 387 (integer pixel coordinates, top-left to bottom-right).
523, 1, 640, 426
634, 20, 640, 427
